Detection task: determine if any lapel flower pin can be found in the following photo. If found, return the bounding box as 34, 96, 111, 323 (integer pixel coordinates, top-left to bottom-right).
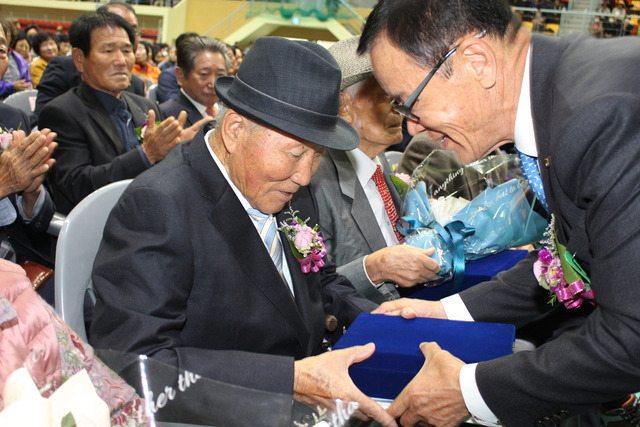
0, 130, 13, 155
534, 214, 595, 309
390, 172, 414, 198
278, 205, 326, 274
135, 121, 161, 142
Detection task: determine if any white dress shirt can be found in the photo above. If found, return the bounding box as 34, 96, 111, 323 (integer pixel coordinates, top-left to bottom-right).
345, 148, 400, 247
204, 130, 295, 296
443, 44, 536, 426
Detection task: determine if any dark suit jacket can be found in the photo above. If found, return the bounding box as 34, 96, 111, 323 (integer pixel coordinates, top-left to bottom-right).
33, 55, 145, 122
38, 81, 160, 214
0, 102, 31, 132
156, 66, 179, 104
310, 149, 402, 303
461, 33, 640, 425
1, 193, 55, 268
90, 130, 376, 402
159, 91, 205, 128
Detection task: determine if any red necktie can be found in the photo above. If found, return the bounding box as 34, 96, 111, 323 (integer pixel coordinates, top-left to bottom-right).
205, 106, 216, 117
371, 165, 403, 242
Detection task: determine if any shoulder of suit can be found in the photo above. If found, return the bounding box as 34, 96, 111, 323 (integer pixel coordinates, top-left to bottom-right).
121, 90, 157, 109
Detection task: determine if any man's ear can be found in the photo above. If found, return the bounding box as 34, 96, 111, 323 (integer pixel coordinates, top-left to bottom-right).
339, 91, 354, 125
458, 37, 496, 89
72, 47, 85, 74
175, 66, 185, 88
220, 110, 247, 154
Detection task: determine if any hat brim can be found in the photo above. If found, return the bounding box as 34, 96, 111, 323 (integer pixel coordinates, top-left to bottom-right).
215, 76, 360, 151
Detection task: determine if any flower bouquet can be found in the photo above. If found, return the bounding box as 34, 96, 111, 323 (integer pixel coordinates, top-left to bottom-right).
399, 151, 548, 287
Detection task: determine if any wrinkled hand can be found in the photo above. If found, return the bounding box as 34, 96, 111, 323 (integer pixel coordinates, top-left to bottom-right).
0, 129, 57, 199
372, 298, 447, 319
388, 342, 469, 427
140, 109, 184, 164
365, 245, 440, 287
294, 343, 397, 427
180, 116, 213, 142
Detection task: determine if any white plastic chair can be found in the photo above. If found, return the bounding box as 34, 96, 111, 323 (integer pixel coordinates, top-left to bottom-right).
3, 89, 38, 115
54, 179, 133, 342
147, 83, 158, 103
384, 150, 403, 169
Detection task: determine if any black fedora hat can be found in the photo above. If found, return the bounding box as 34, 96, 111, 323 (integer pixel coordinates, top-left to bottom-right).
215, 37, 360, 150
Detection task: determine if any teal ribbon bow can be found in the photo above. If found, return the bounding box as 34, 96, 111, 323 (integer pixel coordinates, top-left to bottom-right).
398, 217, 475, 290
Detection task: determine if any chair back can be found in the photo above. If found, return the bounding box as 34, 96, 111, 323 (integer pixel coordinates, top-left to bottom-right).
3, 89, 38, 115
384, 150, 403, 170
147, 83, 158, 103
54, 179, 133, 341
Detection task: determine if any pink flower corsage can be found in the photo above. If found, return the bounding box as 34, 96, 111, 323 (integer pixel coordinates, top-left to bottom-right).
0, 129, 13, 155
534, 215, 595, 309
390, 172, 414, 198
279, 206, 326, 274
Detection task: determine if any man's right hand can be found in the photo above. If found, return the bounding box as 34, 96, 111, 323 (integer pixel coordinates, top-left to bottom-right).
293, 343, 397, 427
364, 245, 440, 287
0, 129, 57, 199
372, 298, 447, 319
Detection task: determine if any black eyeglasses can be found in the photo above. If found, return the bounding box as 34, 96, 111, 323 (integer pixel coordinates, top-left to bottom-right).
391, 30, 487, 122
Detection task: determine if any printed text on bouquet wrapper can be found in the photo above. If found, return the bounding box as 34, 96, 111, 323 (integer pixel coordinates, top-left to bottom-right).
147, 370, 202, 413
434, 168, 465, 197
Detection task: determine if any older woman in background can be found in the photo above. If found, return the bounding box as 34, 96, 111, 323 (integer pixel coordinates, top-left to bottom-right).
10, 31, 31, 64
29, 31, 59, 88
0, 19, 32, 98
132, 40, 160, 87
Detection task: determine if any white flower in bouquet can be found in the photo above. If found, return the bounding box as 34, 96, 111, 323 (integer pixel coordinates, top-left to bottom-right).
0, 368, 110, 427
429, 196, 470, 226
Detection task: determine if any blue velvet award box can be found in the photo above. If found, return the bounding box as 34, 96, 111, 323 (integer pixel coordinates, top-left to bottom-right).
399, 249, 529, 301
333, 313, 515, 399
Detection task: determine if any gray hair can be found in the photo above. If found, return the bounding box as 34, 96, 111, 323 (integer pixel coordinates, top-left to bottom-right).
177, 37, 231, 76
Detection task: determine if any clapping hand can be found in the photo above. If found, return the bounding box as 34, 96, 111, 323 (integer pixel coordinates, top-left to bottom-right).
141, 110, 213, 164
0, 128, 57, 199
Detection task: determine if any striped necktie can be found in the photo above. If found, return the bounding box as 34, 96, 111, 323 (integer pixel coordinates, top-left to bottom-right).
517, 150, 549, 212
371, 165, 404, 242
247, 208, 284, 277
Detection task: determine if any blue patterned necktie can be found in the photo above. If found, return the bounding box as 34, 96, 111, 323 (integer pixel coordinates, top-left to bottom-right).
517, 151, 549, 212
247, 208, 284, 278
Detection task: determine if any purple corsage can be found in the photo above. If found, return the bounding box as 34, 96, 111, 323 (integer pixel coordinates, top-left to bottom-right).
533, 215, 595, 309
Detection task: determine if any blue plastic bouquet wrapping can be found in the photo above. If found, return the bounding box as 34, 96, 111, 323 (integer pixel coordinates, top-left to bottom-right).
399, 151, 548, 287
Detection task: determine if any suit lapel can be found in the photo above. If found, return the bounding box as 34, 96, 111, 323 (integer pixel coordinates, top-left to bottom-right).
187, 132, 311, 350
77, 82, 126, 154
123, 91, 153, 128
529, 35, 559, 216
331, 149, 389, 252
177, 92, 204, 128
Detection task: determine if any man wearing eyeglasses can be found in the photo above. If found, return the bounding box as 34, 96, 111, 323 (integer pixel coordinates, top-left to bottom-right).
359, 0, 640, 426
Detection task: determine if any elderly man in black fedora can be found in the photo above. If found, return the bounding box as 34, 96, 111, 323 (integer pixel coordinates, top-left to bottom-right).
89, 37, 395, 426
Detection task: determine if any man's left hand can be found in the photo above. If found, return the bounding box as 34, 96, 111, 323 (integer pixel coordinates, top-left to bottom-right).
388, 342, 470, 427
